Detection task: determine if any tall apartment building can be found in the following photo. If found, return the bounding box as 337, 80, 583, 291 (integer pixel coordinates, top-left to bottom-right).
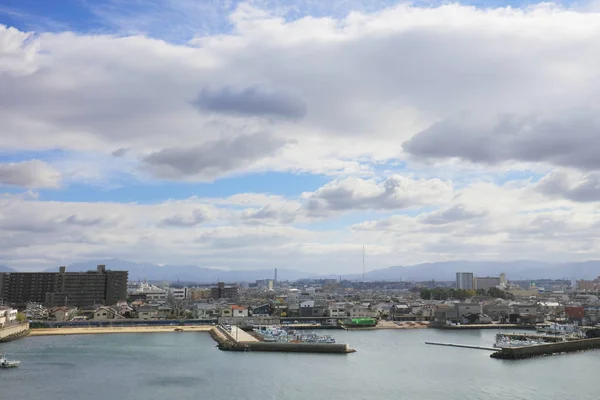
456, 272, 474, 290
0, 265, 128, 308
473, 276, 501, 291
210, 282, 238, 299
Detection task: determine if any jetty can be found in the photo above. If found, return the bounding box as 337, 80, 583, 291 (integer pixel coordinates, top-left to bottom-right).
425, 341, 496, 351
490, 337, 600, 359
216, 325, 355, 354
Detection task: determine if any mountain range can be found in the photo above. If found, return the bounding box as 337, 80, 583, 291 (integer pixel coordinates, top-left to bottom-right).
0, 265, 16, 273
28, 258, 600, 282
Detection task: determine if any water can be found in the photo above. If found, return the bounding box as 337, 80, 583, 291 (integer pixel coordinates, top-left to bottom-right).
2, 329, 598, 400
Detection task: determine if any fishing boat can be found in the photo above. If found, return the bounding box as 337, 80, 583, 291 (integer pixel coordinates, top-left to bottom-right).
0, 351, 20, 368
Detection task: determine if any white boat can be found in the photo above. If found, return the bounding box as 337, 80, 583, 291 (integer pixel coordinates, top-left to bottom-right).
0, 351, 20, 368
541, 323, 579, 335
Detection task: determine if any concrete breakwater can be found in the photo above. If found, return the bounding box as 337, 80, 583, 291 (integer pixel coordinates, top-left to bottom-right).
245, 342, 355, 353
491, 337, 600, 359
0, 323, 30, 342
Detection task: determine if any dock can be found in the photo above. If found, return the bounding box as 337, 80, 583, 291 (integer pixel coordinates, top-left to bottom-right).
425, 341, 496, 351
216, 325, 355, 354
491, 337, 600, 359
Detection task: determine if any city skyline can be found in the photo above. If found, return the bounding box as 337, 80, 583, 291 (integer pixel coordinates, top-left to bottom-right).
3, 1, 600, 273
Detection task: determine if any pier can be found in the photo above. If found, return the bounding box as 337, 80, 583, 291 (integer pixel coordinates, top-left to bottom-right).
425, 341, 497, 351
491, 337, 600, 359
216, 325, 355, 354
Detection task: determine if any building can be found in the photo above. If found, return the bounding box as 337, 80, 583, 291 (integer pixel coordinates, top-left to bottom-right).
210, 282, 238, 299
0, 306, 17, 327
577, 277, 600, 291
474, 276, 501, 291
231, 305, 249, 318
93, 306, 124, 320
170, 287, 190, 301
456, 272, 474, 290
0, 265, 128, 308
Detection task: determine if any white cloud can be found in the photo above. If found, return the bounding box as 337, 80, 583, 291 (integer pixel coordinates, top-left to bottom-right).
0, 160, 61, 188
303, 175, 452, 216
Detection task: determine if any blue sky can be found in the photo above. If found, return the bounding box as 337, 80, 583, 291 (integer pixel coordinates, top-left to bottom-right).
1, 0, 599, 272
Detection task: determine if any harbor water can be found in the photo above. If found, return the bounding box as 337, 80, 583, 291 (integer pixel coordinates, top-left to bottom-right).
2, 328, 598, 400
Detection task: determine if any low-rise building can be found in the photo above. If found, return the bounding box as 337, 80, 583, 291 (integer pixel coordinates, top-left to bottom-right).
93, 306, 124, 320
232, 305, 249, 318
137, 305, 158, 320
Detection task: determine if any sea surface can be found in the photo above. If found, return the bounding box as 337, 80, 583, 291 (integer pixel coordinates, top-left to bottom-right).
2, 328, 598, 400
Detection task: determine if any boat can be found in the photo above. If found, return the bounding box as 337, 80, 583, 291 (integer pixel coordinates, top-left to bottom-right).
494, 334, 543, 349
541, 323, 579, 335
0, 351, 20, 368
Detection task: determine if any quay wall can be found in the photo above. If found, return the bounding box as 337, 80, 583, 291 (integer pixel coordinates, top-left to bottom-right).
0, 323, 30, 342
491, 337, 600, 359
246, 342, 354, 354
439, 324, 534, 330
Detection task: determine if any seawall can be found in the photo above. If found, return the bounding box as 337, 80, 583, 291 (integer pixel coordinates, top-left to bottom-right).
0, 323, 30, 342
491, 337, 600, 359
245, 342, 355, 354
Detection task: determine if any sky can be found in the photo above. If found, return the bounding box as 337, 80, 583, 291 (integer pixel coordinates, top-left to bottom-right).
2, 0, 600, 273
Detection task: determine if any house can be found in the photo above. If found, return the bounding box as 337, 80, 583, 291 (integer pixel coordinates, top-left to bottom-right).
196, 303, 219, 319
349, 304, 377, 318
231, 305, 249, 318
51, 307, 78, 322
220, 306, 233, 318
157, 306, 173, 319
372, 302, 394, 315
251, 304, 271, 316
327, 303, 349, 318
93, 307, 124, 320
137, 305, 158, 320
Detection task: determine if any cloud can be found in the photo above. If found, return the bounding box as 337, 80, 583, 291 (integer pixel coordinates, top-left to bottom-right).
537, 171, 600, 202
160, 209, 209, 227
192, 84, 307, 119
241, 204, 298, 225
0, 160, 61, 188
420, 204, 486, 225
403, 112, 600, 170
303, 175, 452, 216
141, 133, 291, 181
0, 25, 39, 76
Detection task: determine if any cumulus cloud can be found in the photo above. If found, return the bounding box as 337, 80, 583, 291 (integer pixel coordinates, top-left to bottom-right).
241, 204, 298, 225
192, 84, 307, 119
537, 171, 600, 202
303, 175, 452, 216
421, 204, 486, 225
404, 112, 600, 170
160, 209, 209, 227
0, 25, 39, 76
0, 160, 61, 188
142, 133, 291, 181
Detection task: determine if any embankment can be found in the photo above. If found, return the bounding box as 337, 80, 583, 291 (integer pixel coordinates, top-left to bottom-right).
29, 325, 213, 336
246, 342, 354, 353
491, 337, 600, 359
0, 323, 30, 342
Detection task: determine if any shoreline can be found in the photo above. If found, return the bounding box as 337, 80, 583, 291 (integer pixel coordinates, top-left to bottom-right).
29, 325, 214, 336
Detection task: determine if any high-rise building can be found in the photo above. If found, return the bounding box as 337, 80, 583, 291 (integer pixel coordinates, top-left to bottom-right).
473, 276, 501, 291
456, 272, 474, 290
210, 282, 238, 299
0, 265, 128, 308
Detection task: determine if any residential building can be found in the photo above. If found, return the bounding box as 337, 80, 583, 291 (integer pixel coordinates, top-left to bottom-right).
93, 306, 124, 320
300, 300, 315, 317
51, 307, 77, 322
456, 272, 474, 290
137, 305, 158, 320
474, 276, 501, 291
0, 306, 17, 327
210, 282, 238, 300
0, 265, 128, 308
171, 287, 191, 300
232, 305, 249, 318
251, 304, 271, 316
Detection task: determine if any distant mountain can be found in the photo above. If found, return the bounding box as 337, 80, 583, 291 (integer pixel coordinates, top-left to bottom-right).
21, 258, 600, 282
362, 260, 600, 281
43, 258, 308, 283
0, 265, 16, 273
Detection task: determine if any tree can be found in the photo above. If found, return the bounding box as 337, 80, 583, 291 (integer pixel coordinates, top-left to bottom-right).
16, 312, 26, 323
